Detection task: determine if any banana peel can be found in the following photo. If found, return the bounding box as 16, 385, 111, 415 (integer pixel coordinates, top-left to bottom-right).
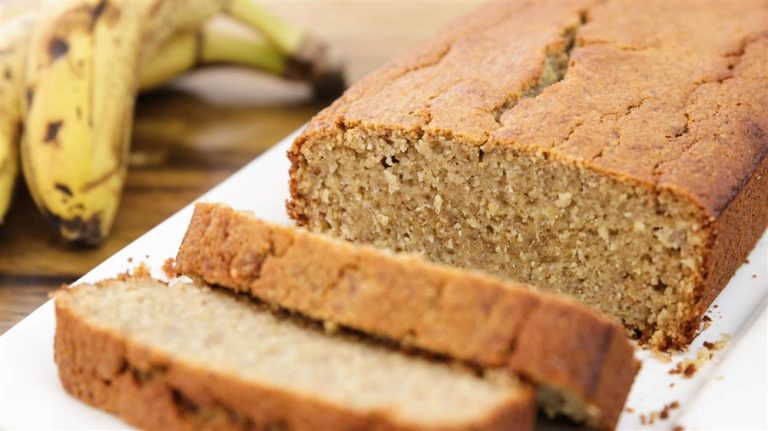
3, 0, 344, 243
0, 12, 36, 225
140, 23, 286, 92
20, 0, 224, 245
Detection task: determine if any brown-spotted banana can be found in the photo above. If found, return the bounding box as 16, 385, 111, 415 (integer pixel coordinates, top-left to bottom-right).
0, 12, 37, 225
20, 0, 226, 245
10, 0, 341, 240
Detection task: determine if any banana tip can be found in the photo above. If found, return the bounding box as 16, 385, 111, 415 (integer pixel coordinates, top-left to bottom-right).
311, 66, 347, 102
284, 35, 348, 101
295, 36, 328, 67
41, 208, 106, 248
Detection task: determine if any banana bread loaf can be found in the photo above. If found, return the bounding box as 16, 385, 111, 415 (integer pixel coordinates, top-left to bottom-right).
287, 0, 768, 350
175, 202, 639, 429
54, 276, 534, 431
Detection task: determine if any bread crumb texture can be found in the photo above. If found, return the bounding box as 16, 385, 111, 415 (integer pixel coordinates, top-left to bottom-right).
288, 0, 768, 350
639, 400, 680, 426
176, 203, 640, 429
639, 400, 681, 426
668, 333, 730, 378
54, 278, 532, 430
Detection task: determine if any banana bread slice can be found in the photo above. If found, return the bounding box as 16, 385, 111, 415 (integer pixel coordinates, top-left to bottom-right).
175, 202, 639, 430
287, 0, 768, 351
54, 276, 534, 431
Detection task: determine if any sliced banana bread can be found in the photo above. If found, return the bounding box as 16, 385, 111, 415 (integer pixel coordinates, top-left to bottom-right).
175, 202, 639, 429
287, 0, 768, 350
54, 276, 534, 431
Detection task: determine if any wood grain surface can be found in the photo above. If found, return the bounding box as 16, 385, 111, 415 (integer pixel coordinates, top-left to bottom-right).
0, 2, 479, 334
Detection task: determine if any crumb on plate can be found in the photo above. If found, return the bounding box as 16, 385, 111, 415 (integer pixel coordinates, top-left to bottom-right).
162, 257, 177, 278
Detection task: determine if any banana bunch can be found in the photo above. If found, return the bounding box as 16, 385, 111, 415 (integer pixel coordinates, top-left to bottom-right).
0, 0, 342, 245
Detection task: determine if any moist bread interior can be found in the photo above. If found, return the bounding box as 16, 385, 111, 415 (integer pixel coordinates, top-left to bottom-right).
61, 278, 521, 426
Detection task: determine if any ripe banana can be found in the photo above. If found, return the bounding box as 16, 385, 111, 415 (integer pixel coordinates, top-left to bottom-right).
139, 23, 286, 91
142, 6, 345, 99
0, 12, 36, 225
225, 0, 307, 59
6, 0, 342, 242
223, 0, 346, 100
20, 0, 225, 245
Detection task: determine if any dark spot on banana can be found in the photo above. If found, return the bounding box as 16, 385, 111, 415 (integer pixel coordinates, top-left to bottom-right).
91, 0, 121, 29
82, 164, 120, 191
150, 0, 163, 14
54, 183, 74, 197
45, 121, 64, 143
40, 208, 104, 247
309, 65, 348, 102
194, 30, 205, 65
90, 0, 108, 25
26, 87, 34, 106
13, 121, 22, 142
76, 106, 82, 120
49, 38, 69, 62
3, 67, 11, 80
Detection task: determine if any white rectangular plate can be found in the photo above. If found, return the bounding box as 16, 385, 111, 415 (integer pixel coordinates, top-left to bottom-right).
1, 128, 766, 430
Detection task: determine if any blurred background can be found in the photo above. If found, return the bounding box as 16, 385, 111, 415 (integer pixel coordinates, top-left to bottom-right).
0, 1, 482, 334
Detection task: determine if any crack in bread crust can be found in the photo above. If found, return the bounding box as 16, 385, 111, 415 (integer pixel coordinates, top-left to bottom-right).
287, 0, 768, 353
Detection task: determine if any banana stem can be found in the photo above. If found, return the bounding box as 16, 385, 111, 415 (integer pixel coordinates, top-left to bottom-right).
145, 0, 346, 99
224, 0, 304, 55
222, 0, 346, 100
202, 28, 284, 74
139, 26, 287, 91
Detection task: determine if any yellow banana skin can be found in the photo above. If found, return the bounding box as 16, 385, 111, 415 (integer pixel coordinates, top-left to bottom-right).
140, 23, 286, 91
225, 0, 304, 56
8, 0, 336, 241
21, 0, 225, 245
0, 13, 36, 225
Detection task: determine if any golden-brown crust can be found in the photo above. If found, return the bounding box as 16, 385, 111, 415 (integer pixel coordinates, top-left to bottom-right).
292, 0, 767, 218
54, 285, 535, 431
649, 150, 768, 350
689, 153, 768, 338
508, 300, 639, 429
287, 0, 597, 223
287, 0, 768, 352
176, 203, 639, 429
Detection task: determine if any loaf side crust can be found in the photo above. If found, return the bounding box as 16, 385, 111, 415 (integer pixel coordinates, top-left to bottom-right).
287, 0, 768, 351
54, 280, 535, 431
694, 154, 768, 326
175, 203, 639, 430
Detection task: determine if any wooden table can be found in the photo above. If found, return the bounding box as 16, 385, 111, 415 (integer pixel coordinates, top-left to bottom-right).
0, 2, 479, 334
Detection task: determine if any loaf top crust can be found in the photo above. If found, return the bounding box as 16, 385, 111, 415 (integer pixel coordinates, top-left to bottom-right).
298, 0, 768, 218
